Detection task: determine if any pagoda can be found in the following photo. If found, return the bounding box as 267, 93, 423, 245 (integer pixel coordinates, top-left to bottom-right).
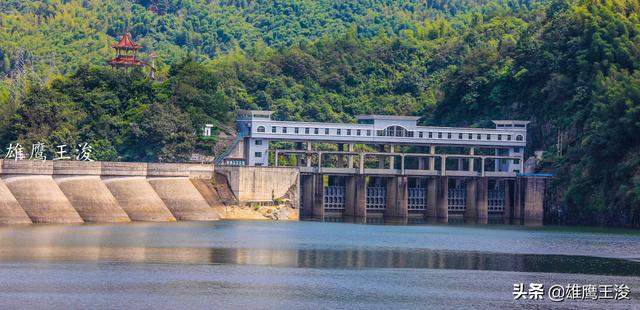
107, 30, 146, 69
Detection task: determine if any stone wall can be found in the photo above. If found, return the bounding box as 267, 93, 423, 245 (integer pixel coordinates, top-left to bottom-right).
216, 166, 300, 206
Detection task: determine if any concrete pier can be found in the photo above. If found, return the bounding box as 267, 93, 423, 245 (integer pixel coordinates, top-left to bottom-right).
523, 177, 545, 226
148, 177, 219, 221
146, 163, 218, 221
101, 161, 175, 221
2, 161, 83, 224
344, 175, 366, 218
102, 176, 176, 222
53, 161, 130, 223
0, 179, 31, 224
55, 176, 131, 223
385, 176, 408, 219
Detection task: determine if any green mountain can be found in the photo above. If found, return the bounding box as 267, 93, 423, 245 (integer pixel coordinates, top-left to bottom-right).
1, 0, 639, 227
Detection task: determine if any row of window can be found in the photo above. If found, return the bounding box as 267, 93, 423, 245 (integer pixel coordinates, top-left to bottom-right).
255, 126, 524, 141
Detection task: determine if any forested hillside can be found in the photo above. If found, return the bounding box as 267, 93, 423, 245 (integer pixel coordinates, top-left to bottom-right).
0, 0, 639, 226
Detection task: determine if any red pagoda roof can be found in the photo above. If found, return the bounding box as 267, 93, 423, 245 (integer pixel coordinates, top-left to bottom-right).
112, 31, 142, 50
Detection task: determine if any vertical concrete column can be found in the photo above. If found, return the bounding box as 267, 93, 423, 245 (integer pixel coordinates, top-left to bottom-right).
348, 144, 354, 169
345, 175, 366, 218
469, 148, 475, 172
436, 176, 449, 221
464, 178, 477, 220
295, 142, 303, 166
337, 144, 345, 168
428, 146, 436, 171
476, 177, 489, 223
389, 145, 395, 169
312, 174, 324, 220
385, 176, 408, 219
440, 156, 447, 175
523, 177, 545, 226
306, 142, 312, 168
359, 154, 365, 174
503, 180, 512, 223
302, 174, 315, 219
426, 178, 437, 218
513, 177, 523, 222
378, 145, 385, 169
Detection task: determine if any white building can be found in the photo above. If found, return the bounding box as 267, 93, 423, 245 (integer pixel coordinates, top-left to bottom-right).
204, 110, 528, 170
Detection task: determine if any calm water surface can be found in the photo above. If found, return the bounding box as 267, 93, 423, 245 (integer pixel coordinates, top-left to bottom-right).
0, 220, 639, 309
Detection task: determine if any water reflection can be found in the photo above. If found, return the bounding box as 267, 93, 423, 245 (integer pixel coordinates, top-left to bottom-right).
0, 245, 637, 276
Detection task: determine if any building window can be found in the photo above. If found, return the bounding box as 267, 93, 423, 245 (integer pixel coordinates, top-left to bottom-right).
447, 133, 452, 139
438, 132, 442, 139
282, 127, 287, 133
272, 126, 276, 133
346, 129, 351, 135
337, 129, 341, 135
429, 132, 433, 138
458, 133, 463, 139
419, 132, 423, 138
367, 130, 371, 136
498, 134, 502, 141
294, 127, 299, 134
305, 128, 310, 134
468, 133, 472, 139
257, 126, 266, 133
516, 135, 524, 141
325, 128, 329, 135
477, 134, 481, 140
255, 140, 263, 145
380, 126, 410, 137
486, 134, 491, 140
507, 135, 512, 141
314, 128, 319, 134
357, 129, 361, 136
254, 152, 262, 158
513, 147, 521, 153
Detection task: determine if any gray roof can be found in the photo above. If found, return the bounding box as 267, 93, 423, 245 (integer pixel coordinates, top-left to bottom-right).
356, 115, 421, 121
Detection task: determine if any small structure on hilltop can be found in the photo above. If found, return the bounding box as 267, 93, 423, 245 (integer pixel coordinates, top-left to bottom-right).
107, 30, 157, 79
107, 30, 145, 69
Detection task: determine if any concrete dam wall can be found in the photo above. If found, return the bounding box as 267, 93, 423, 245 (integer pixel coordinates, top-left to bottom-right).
0, 160, 219, 224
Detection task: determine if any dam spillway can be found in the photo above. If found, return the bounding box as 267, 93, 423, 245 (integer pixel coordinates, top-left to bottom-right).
0, 160, 218, 225
147, 163, 219, 221
53, 161, 130, 223
101, 162, 176, 222
0, 179, 31, 224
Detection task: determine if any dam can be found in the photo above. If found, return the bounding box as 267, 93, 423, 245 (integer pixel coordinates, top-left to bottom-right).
0, 160, 219, 224
209, 110, 549, 225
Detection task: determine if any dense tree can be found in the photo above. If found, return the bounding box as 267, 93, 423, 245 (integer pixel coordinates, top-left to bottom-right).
1, 0, 639, 226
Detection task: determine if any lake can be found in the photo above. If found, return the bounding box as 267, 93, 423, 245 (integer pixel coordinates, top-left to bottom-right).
0, 220, 638, 309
